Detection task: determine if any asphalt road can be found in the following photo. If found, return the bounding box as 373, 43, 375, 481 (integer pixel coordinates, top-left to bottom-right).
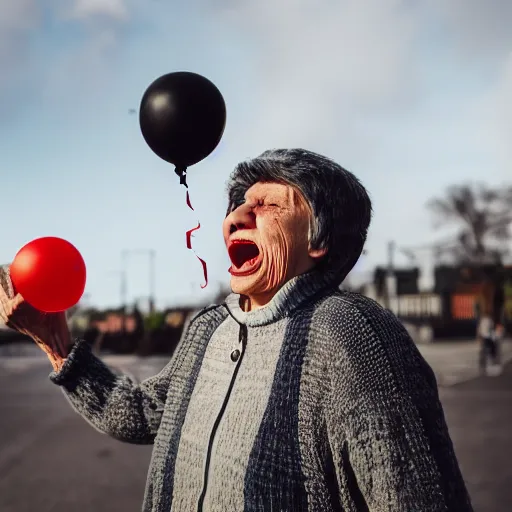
0, 363, 152, 512
443, 368, 512, 512
0, 344, 511, 511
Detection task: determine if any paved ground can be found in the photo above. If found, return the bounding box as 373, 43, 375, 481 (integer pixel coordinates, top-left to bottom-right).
417, 339, 512, 386
439, 366, 512, 512
4, 338, 511, 386
0, 363, 151, 512
0, 341, 511, 511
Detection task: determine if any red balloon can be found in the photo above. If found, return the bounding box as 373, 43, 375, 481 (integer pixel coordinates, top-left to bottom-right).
10, 237, 86, 313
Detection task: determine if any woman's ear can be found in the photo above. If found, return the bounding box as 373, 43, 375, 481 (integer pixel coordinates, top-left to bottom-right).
308, 246, 327, 260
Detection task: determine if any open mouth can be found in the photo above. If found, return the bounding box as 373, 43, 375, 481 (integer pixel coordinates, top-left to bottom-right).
228, 239, 261, 276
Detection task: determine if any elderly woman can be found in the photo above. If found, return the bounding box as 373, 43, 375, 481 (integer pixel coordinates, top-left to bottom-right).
0, 149, 472, 511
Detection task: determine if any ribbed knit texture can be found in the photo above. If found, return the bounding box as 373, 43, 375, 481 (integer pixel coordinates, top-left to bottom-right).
50, 272, 473, 511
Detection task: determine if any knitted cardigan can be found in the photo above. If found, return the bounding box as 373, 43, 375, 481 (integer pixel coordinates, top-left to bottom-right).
50, 271, 473, 511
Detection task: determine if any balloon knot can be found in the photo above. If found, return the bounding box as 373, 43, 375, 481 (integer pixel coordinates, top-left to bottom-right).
175, 166, 188, 188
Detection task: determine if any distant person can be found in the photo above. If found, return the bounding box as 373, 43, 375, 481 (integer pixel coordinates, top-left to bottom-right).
491, 322, 505, 376
0, 149, 473, 511
495, 323, 505, 341
478, 314, 501, 376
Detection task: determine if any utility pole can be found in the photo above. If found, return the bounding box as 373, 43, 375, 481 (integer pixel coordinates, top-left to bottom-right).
121, 249, 156, 319
384, 241, 396, 309
149, 249, 156, 314
388, 240, 395, 274
121, 251, 128, 337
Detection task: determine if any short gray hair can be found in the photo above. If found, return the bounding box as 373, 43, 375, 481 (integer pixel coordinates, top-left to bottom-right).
226, 148, 372, 283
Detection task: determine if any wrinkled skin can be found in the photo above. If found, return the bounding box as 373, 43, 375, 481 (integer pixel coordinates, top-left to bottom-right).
0, 266, 71, 370
223, 182, 326, 310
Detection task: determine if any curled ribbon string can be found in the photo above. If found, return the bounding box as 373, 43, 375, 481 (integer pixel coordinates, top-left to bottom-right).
185, 190, 208, 289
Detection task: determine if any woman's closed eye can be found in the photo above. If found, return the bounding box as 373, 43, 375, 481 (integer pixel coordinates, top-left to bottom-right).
257, 200, 279, 208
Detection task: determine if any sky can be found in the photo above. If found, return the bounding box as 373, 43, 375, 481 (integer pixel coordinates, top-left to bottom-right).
0, 0, 511, 310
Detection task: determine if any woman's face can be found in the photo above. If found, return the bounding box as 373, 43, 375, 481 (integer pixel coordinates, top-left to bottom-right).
223, 181, 325, 309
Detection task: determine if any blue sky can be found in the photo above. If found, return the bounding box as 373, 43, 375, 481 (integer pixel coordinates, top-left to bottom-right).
1, 0, 511, 310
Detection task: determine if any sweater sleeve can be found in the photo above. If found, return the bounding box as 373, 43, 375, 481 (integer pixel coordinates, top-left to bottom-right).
49, 310, 202, 445
49, 338, 174, 444
325, 301, 474, 511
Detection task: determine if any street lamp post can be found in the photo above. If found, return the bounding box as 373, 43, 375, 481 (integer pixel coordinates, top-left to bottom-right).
149, 249, 155, 314
121, 249, 156, 334
385, 241, 396, 310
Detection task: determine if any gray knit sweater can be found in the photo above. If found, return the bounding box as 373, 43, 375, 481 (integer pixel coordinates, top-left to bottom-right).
50, 271, 473, 511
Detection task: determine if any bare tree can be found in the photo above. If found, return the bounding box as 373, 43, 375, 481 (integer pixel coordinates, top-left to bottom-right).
427, 183, 512, 264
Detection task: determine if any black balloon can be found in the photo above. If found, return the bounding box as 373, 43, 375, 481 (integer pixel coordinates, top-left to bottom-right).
139, 72, 226, 185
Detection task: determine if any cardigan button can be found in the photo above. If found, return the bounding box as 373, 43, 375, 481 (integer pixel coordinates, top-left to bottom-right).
230, 349, 241, 362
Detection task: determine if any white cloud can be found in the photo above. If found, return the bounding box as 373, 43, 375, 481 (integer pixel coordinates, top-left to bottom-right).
59, 0, 131, 77
473, 51, 512, 167
208, 0, 420, 154
428, 0, 512, 58
207, 0, 512, 181
0, 0, 130, 103
38, 0, 132, 104
67, 0, 129, 22
198, 0, 512, 277
0, 0, 39, 91
0, 0, 38, 30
